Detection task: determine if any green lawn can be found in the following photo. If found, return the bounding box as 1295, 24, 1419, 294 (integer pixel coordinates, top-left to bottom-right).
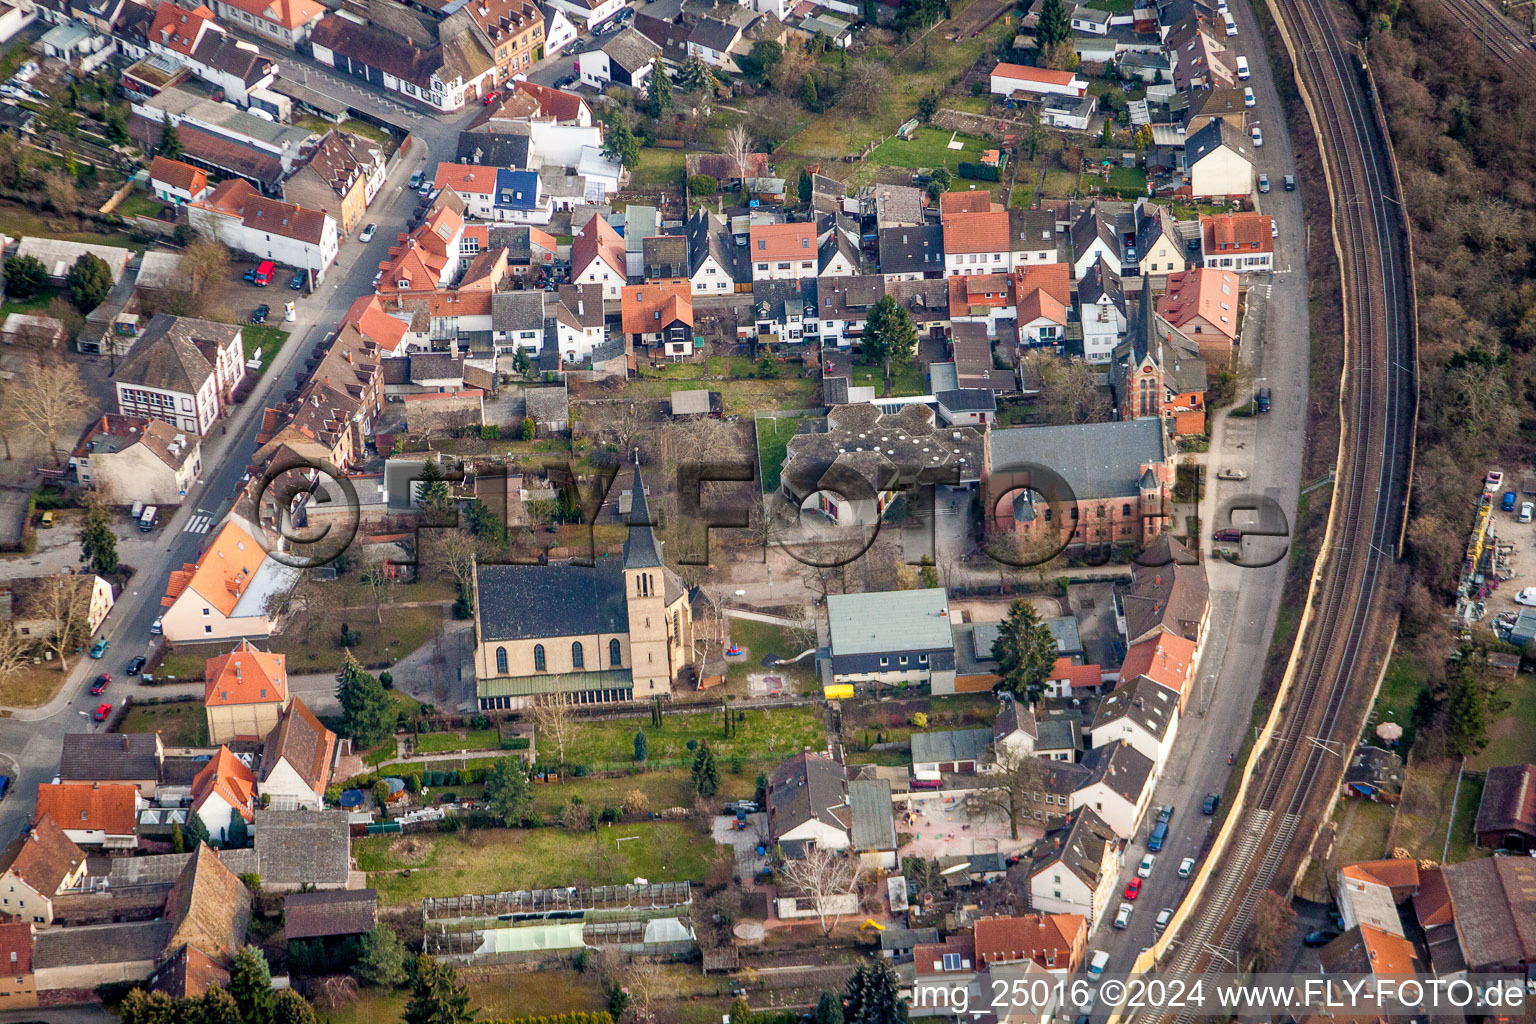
562, 703, 823, 770
850, 361, 926, 398
1447, 774, 1486, 863
1374, 652, 1426, 751
631, 148, 686, 189
154, 650, 209, 681
356, 821, 719, 903
239, 324, 289, 376
1107, 165, 1148, 196
756, 415, 807, 493
724, 619, 819, 694
296, 115, 394, 147
1041, 169, 1079, 198
528, 766, 755, 818
324, 970, 607, 1024
415, 729, 501, 753
119, 698, 208, 747
0, 285, 61, 319
1009, 184, 1036, 210
867, 127, 990, 174
1468, 672, 1536, 771
272, 603, 442, 674
114, 191, 165, 220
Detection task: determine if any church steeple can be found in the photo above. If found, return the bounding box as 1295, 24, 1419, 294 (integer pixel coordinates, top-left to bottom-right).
622, 458, 663, 570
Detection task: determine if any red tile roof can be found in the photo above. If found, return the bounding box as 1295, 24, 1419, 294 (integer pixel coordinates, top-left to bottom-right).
1201, 211, 1275, 255
939, 191, 998, 216
434, 162, 498, 196
150, 156, 207, 196
973, 913, 1086, 969
992, 62, 1080, 88
511, 80, 589, 122
0, 816, 85, 898
571, 215, 625, 279
748, 222, 817, 262
341, 294, 407, 352
621, 282, 694, 334
942, 209, 1010, 255
1120, 633, 1196, 695
205, 640, 287, 707
216, 0, 323, 30
0, 923, 31, 977
1157, 268, 1240, 340
149, 3, 218, 57
191, 747, 257, 823
35, 783, 139, 836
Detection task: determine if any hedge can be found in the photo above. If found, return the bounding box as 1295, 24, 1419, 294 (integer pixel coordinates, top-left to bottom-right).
487, 1014, 614, 1024
958, 161, 1001, 181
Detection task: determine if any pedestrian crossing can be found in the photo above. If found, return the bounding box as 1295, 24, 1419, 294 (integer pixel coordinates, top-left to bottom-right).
184, 512, 216, 534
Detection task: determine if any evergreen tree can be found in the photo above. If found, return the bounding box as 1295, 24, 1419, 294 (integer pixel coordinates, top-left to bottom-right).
860, 295, 918, 382
229, 946, 275, 1024
185, 812, 210, 849
156, 118, 185, 159
633, 730, 649, 762
601, 114, 642, 170
271, 990, 319, 1024
356, 923, 409, 988
2, 254, 47, 300
484, 755, 533, 824
169, 821, 185, 854
1036, 0, 1070, 48
730, 996, 756, 1024
815, 990, 845, 1024
104, 108, 129, 145
844, 960, 907, 1024
991, 599, 1057, 702
196, 985, 244, 1024
80, 502, 118, 574
691, 740, 721, 797
800, 74, 819, 110
918, 555, 939, 588
677, 53, 715, 92
403, 955, 474, 1024
798, 168, 814, 204
1446, 652, 1489, 756
226, 814, 249, 849
65, 252, 113, 313
647, 68, 673, 117
336, 652, 393, 749
119, 988, 177, 1024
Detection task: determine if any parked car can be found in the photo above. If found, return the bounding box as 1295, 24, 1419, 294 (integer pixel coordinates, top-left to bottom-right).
1304, 930, 1341, 947
93, 702, 112, 721
1217, 467, 1249, 480
1236, 55, 1250, 78
1138, 854, 1156, 878
1178, 856, 1196, 878
1158, 804, 1174, 824
1514, 587, 1536, 606
1258, 173, 1270, 193
1214, 528, 1242, 543
242, 265, 259, 282
1202, 793, 1220, 815
1521, 502, 1533, 524
1251, 124, 1264, 146
1225, 12, 1238, 34
1124, 877, 1143, 899
90, 639, 109, 659
1284, 174, 1296, 191
1244, 86, 1256, 107
126, 656, 146, 676
90, 674, 110, 695
555, 74, 579, 89
1149, 820, 1169, 851
1256, 386, 1271, 412
252, 304, 270, 324
1486, 469, 1506, 492
1114, 902, 1134, 929
567, 39, 586, 54
289, 271, 305, 290
150, 617, 163, 635
1503, 490, 1518, 511
1155, 908, 1174, 932
1088, 950, 1110, 977
409, 171, 424, 190
360, 223, 378, 243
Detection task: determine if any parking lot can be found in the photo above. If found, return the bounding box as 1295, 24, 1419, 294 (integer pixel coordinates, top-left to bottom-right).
1472, 479, 1535, 630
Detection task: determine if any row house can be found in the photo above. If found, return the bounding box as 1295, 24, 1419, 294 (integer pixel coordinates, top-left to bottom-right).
687, 208, 746, 295
434, 164, 554, 225
187, 178, 338, 280
1200, 211, 1275, 273
749, 221, 819, 282
1069, 199, 1188, 281
144, 4, 278, 106
1078, 259, 1128, 364
283, 129, 386, 239
309, 13, 496, 113
208, 0, 324, 47
377, 206, 466, 296
570, 214, 627, 299
115, 315, 245, 437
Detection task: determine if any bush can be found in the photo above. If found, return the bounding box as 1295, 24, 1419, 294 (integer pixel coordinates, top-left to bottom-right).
379, 671, 394, 689
599, 806, 621, 824
687, 174, 718, 194
481, 425, 500, 440
958, 161, 1001, 181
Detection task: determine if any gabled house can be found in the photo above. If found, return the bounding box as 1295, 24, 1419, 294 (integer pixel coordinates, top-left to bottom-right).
258, 698, 336, 811
1026, 807, 1120, 927
190, 747, 256, 843
1089, 674, 1180, 773
973, 913, 1088, 974
766, 751, 849, 855
686, 208, 744, 295
818, 230, 860, 278
1184, 119, 1254, 199
989, 62, 1088, 98
1078, 259, 1127, 364
910, 728, 992, 777
1009, 209, 1058, 266
878, 224, 945, 281
1069, 740, 1154, 839
570, 215, 627, 299
1119, 631, 1197, 713
815, 275, 885, 347
1157, 267, 1240, 365
115, 314, 245, 437
1110, 306, 1207, 436
1200, 211, 1275, 273
187, 178, 338, 281
579, 27, 659, 88
1014, 262, 1072, 349
207, 0, 324, 48
641, 234, 691, 286
621, 282, 694, 361
69, 415, 201, 507
943, 209, 1012, 277
284, 130, 386, 239
748, 221, 818, 282
59, 733, 163, 795
753, 278, 818, 345
163, 842, 251, 964
0, 816, 87, 925
203, 639, 289, 745
0, 921, 35, 1009
149, 156, 210, 205
1124, 534, 1210, 646
551, 284, 607, 362
1474, 763, 1536, 852
309, 13, 497, 113
34, 783, 143, 849
951, 322, 1010, 393
160, 520, 300, 643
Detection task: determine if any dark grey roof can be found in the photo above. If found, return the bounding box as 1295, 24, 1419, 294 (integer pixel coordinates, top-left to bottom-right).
1080, 740, 1154, 804
823, 376, 850, 405
118, 314, 233, 394
768, 751, 847, 840
492, 291, 546, 332
642, 234, 690, 280
1035, 719, 1081, 753
1009, 208, 1056, 252
987, 419, 1166, 500
60, 733, 161, 783
622, 463, 663, 569
687, 207, 744, 282
993, 700, 1036, 742
32, 921, 175, 969
936, 388, 998, 414
409, 353, 464, 384
284, 888, 378, 939
753, 278, 817, 322
1091, 674, 1178, 739
878, 225, 944, 276
881, 926, 940, 951
910, 728, 992, 765
1027, 806, 1115, 887
456, 130, 532, 169
819, 230, 861, 275
254, 809, 351, 886
1043, 615, 1082, 656
603, 27, 661, 72
478, 561, 628, 641
848, 778, 897, 851
1185, 118, 1253, 167
1079, 259, 1125, 314
1125, 535, 1208, 643
687, 15, 739, 51
556, 286, 604, 328
1475, 763, 1536, 837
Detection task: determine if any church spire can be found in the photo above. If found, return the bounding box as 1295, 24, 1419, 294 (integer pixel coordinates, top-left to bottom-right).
622, 454, 662, 570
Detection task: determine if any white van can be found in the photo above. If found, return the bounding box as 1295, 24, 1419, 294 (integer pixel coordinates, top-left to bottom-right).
1237, 55, 1251, 79
1224, 12, 1238, 34
1089, 950, 1111, 976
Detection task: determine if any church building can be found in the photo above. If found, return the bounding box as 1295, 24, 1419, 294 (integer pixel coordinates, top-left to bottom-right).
472, 464, 693, 710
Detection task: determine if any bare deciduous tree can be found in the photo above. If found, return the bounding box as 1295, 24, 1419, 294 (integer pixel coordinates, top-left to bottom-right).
622, 960, 665, 1023
36, 575, 92, 672
13, 357, 87, 465
528, 691, 576, 767
0, 628, 31, 692
725, 124, 753, 187
785, 603, 818, 654
777, 845, 859, 936
433, 531, 479, 607
970, 746, 1053, 841
1245, 889, 1297, 971
359, 548, 393, 623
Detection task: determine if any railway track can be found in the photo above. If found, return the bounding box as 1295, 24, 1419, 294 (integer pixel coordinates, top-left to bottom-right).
1436, 0, 1536, 79
1137, 0, 1417, 1012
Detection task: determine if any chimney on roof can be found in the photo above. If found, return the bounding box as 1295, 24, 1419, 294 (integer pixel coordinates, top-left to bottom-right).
121, 737, 129, 751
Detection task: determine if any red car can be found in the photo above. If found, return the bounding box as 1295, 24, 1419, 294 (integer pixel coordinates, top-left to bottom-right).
1124, 877, 1143, 900
93, 703, 112, 722
483, 92, 498, 105
90, 673, 110, 695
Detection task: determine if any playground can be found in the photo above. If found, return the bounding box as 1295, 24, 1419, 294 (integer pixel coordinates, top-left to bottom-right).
897, 790, 1039, 859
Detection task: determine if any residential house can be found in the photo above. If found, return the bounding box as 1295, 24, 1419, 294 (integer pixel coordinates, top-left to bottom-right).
818, 230, 861, 278
545, 0, 626, 30
1079, 260, 1127, 364
910, 728, 992, 777
687, 208, 744, 295
250, 808, 352, 890
207, 0, 324, 47
936, 389, 998, 427
989, 62, 1088, 98
0, 816, 87, 926
0, 922, 35, 1009
501, 79, 590, 124
115, 314, 245, 437
1069, 740, 1154, 839
190, 747, 256, 843
825, 588, 957, 697
1010, 209, 1059, 266
570, 215, 627, 299
149, 156, 210, 205
258, 698, 336, 811
490, 290, 545, 356
455, 0, 545, 84
847, 778, 899, 869
815, 275, 885, 347
579, 27, 658, 89
943, 209, 1012, 277
992, 700, 1037, 760
550, 284, 606, 361
749, 222, 819, 282
308, 13, 497, 113
163, 842, 252, 961
972, 913, 1088, 974
58, 733, 164, 796
1026, 807, 1121, 928
69, 415, 201, 506
766, 751, 849, 854
878, 225, 945, 281
1045, 656, 1104, 699
753, 278, 818, 345
622, 282, 694, 361
951, 323, 1011, 393
34, 783, 142, 849
1337, 859, 1420, 937
642, 234, 691, 286
1474, 763, 1536, 852
1157, 268, 1241, 365
948, 272, 1018, 337
870, 184, 927, 228
142, 5, 278, 106
879, 927, 940, 962
2, 573, 116, 643
1089, 674, 1180, 773
1200, 211, 1275, 273
283, 889, 378, 940
1124, 536, 1208, 652
378, 206, 466, 295
1184, 88, 1247, 137
283, 130, 387, 239
203, 640, 289, 744
159, 521, 300, 643
1014, 263, 1073, 348
187, 178, 339, 281
982, 419, 1172, 547
1119, 632, 1197, 713
1184, 119, 1254, 199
